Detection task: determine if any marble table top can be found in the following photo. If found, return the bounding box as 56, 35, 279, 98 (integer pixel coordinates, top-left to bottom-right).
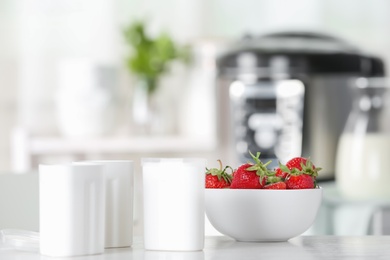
1, 235, 390, 260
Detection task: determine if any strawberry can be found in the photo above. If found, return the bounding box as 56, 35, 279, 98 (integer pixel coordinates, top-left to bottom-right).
230, 163, 264, 189
275, 166, 288, 180
263, 181, 287, 189
279, 157, 321, 189
285, 174, 315, 189
286, 157, 320, 175
263, 174, 287, 189
230, 151, 274, 189
275, 158, 312, 179
205, 160, 233, 188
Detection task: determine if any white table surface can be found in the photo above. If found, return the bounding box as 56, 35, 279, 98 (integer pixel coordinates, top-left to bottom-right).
1, 236, 390, 260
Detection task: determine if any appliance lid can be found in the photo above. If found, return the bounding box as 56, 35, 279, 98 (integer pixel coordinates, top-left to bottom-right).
217, 32, 385, 76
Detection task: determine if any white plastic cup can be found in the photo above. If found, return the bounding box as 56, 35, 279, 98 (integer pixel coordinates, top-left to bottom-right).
39, 164, 105, 257
74, 160, 134, 248
142, 158, 206, 251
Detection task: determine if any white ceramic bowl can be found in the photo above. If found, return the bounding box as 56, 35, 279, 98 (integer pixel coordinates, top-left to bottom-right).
205, 188, 322, 242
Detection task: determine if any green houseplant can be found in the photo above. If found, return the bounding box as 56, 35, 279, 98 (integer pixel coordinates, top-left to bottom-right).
123, 20, 189, 134
123, 20, 189, 94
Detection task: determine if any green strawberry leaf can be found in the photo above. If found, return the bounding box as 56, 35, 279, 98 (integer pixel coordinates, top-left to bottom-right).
247, 151, 277, 185
266, 175, 282, 184
279, 163, 291, 174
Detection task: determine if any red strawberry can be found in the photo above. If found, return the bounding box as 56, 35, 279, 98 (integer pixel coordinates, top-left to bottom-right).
275, 166, 288, 179
263, 181, 287, 189
285, 174, 315, 189
263, 174, 286, 189
230, 151, 273, 189
279, 157, 321, 189
286, 157, 319, 175
275, 158, 312, 179
205, 160, 233, 188
230, 163, 264, 189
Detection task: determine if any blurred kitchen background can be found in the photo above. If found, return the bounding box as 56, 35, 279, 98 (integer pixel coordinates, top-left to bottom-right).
2, 0, 390, 236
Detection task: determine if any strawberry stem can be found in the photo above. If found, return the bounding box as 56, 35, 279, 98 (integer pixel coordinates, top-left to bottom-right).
247, 151, 277, 185
217, 159, 222, 171
206, 160, 233, 184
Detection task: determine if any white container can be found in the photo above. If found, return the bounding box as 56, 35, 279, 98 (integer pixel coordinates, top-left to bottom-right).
335, 78, 390, 199
56, 58, 117, 137
142, 158, 206, 251
39, 164, 105, 257
74, 160, 134, 248
336, 133, 390, 198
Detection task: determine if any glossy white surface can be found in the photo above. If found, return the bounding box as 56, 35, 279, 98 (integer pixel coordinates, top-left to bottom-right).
205, 188, 322, 241
2, 236, 390, 259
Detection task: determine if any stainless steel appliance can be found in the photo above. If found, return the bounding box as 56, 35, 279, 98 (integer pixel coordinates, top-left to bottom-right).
216, 32, 385, 179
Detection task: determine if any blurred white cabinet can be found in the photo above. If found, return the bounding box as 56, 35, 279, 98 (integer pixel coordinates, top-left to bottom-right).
11, 128, 217, 172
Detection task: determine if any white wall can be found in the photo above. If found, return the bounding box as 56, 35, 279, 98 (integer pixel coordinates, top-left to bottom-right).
0, 1, 18, 170
1, 0, 390, 171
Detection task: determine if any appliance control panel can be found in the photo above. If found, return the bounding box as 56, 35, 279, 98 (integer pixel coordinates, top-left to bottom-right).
229, 79, 305, 166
